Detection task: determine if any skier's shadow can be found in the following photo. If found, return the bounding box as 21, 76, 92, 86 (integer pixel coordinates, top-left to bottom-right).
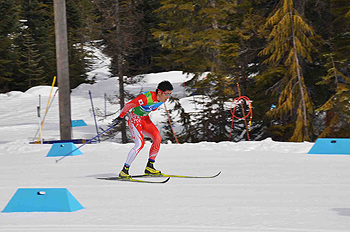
331, 208, 350, 217
86, 173, 116, 178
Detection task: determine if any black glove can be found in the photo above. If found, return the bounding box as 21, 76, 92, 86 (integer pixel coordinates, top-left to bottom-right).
112, 116, 123, 126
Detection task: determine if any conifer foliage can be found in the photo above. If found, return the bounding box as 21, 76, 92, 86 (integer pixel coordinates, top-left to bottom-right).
315, 0, 350, 137
1, 0, 350, 142
259, 0, 316, 141
15, 0, 56, 89
16, 23, 46, 89
153, 0, 239, 142
0, 0, 98, 92
0, 0, 18, 93
95, 0, 162, 143
153, 0, 238, 73
316, 53, 350, 137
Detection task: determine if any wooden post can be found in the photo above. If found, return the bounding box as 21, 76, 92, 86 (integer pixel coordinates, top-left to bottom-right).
115, 0, 127, 143
164, 103, 179, 144
54, 0, 71, 140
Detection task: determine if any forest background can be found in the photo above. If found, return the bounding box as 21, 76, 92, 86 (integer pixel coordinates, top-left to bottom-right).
0, 0, 349, 143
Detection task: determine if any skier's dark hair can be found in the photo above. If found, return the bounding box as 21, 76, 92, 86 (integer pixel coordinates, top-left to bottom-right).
156, 80, 173, 93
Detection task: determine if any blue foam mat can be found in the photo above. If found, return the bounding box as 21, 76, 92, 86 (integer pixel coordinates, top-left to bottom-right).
308, 138, 350, 155
46, 142, 83, 157
2, 188, 84, 212
71, 119, 87, 127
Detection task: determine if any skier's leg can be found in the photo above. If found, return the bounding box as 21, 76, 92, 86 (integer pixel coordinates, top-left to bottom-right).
125, 114, 145, 166
143, 117, 162, 161
143, 117, 162, 174
119, 113, 145, 178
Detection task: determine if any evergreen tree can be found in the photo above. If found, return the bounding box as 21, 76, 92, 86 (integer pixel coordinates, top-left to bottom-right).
315, 0, 350, 137
18, 0, 56, 86
153, 0, 238, 73
95, 0, 157, 143
11, 0, 97, 91
127, 0, 165, 75
0, 0, 18, 93
153, 1, 240, 142
258, 0, 317, 141
195, 74, 235, 142
226, 0, 273, 141
15, 23, 45, 89
66, 0, 99, 89
316, 53, 350, 137
180, 74, 235, 142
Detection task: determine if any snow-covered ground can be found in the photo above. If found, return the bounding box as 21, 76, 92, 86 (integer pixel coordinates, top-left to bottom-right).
1, 62, 350, 231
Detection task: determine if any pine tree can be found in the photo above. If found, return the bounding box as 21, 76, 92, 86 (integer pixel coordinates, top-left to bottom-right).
95, 0, 158, 143
0, 0, 18, 93
153, 0, 238, 73
15, 24, 45, 89
12, 0, 96, 91
258, 0, 317, 142
126, 0, 165, 75
153, 1, 240, 142
316, 53, 350, 137
315, 0, 350, 137
175, 101, 199, 143
18, 0, 56, 86
225, 0, 272, 141
66, 0, 99, 89
186, 74, 235, 142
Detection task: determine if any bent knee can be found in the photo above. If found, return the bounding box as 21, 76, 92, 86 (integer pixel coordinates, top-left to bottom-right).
134, 137, 145, 151
152, 134, 162, 145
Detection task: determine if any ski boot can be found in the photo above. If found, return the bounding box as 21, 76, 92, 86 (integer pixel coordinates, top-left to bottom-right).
145, 159, 162, 175
119, 164, 131, 178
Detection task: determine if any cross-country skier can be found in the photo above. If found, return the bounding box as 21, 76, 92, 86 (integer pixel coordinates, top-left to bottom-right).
112, 80, 173, 178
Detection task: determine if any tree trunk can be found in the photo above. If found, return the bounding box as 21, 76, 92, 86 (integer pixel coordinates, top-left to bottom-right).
291, 7, 309, 141
209, 0, 221, 71
116, 0, 127, 143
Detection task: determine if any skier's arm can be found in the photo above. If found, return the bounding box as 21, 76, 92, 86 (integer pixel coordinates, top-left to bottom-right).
118, 94, 148, 118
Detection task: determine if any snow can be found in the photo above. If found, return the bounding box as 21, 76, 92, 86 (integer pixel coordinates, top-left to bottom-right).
1, 57, 350, 232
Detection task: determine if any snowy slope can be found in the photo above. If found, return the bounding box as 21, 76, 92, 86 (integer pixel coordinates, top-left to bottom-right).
1, 70, 350, 231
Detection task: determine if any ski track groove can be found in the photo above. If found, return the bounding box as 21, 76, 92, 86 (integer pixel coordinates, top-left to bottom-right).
1, 225, 348, 232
